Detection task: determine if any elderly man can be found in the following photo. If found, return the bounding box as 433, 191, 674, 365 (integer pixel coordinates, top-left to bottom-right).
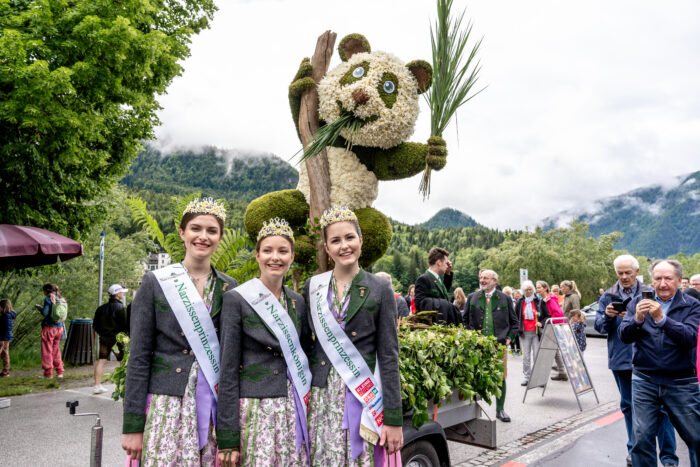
596, 255, 678, 466
685, 274, 700, 302
414, 247, 460, 325
464, 269, 518, 422
619, 260, 700, 467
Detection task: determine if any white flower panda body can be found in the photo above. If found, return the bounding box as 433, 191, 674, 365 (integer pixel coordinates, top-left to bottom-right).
296, 50, 422, 210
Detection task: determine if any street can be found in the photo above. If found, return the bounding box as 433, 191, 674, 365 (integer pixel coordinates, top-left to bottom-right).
0, 337, 692, 466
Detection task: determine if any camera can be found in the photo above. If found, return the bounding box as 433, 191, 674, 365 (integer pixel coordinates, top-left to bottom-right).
642, 291, 654, 300
611, 301, 627, 312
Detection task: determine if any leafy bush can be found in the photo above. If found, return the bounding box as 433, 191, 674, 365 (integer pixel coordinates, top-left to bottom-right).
399, 323, 504, 428
111, 333, 130, 401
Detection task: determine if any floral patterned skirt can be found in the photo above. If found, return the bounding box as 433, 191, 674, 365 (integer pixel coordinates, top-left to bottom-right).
238, 379, 307, 467
141, 361, 218, 467
308, 368, 373, 467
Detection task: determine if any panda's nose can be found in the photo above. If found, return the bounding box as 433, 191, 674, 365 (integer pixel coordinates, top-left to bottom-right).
352, 88, 370, 106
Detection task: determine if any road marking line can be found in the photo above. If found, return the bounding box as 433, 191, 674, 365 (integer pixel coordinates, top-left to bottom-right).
593, 410, 623, 426
509, 422, 601, 464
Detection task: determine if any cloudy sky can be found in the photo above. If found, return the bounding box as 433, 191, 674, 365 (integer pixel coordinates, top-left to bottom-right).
153, 0, 700, 230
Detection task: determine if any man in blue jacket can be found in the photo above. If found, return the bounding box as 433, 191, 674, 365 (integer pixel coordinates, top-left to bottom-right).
596, 254, 678, 466
619, 259, 700, 467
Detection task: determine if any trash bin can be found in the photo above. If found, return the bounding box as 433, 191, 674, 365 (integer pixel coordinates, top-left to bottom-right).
62, 319, 94, 365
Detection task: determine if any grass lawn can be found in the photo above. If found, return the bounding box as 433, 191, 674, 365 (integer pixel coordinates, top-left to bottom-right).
1, 347, 116, 397
0, 374, 85, 397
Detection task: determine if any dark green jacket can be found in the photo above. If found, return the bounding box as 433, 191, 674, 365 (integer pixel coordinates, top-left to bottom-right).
303, 269, 403, 426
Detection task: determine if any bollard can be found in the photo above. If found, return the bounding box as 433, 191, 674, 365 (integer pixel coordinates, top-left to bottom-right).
66, 400, 103, 467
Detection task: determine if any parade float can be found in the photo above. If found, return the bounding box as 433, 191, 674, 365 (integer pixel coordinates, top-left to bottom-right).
243, 0, 503, 461
114, 1, 503, 463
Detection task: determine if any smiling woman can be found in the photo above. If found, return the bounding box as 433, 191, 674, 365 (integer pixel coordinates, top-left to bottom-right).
122, 198, 238, 466
303, 206, 404, 465
216, 218, 313, 466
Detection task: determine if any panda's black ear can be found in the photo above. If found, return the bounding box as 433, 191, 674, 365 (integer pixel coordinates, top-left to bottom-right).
338, 34, 371, 62
406, 60, 433, 94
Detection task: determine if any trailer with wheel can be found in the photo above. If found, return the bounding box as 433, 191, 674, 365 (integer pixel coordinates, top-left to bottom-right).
401, 390, 497, 466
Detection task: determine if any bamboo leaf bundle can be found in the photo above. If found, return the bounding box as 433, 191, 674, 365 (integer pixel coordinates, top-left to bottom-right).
421, 0, 485, 198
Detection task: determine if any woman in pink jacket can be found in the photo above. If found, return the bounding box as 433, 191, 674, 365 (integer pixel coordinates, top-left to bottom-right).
536, 280, 568, 381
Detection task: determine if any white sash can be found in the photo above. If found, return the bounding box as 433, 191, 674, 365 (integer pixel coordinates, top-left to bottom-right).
153, 263, 221, 400
235, 278, 312, 413
309, 271, 384, 444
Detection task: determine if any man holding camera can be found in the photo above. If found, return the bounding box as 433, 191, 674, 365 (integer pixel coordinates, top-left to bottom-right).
596, 255, 678, 466
619, 259, 700, 467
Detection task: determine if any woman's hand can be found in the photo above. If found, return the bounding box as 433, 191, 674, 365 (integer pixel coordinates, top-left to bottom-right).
218, 448, 240, 467
380, 425, 404, 455
536, 321, 543, 328
122, 432, 144, 461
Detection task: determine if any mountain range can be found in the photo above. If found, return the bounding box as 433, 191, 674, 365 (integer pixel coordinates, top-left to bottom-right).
542, 171, 700, 257
122, 144, 698, 257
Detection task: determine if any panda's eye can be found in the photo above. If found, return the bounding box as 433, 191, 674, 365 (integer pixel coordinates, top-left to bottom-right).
383, 81, 395, 94
352, 66, 365, 79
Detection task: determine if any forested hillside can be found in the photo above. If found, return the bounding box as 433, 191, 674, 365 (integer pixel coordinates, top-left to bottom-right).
543, 171, 700, 257
117, 145, 700, 301
120, 144, 299, 231
418, 208, 482, 230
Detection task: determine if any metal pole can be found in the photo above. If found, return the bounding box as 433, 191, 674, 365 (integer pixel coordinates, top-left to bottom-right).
90, 416, 103, 467
98, 232, 105, 305
66, 401, 102, 467
96, 232, 105, 359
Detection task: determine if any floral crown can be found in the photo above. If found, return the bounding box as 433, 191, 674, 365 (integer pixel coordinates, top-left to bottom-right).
257, 218, 294, 242
320, 205, 358, 229
182, 197, 226, 222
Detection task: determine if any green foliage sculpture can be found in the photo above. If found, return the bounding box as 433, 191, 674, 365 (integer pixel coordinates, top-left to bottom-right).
245, 33, 444, 268
0, 0, 216, 239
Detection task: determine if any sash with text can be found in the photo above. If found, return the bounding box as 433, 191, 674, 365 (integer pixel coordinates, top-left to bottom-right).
309, 271, 384, 443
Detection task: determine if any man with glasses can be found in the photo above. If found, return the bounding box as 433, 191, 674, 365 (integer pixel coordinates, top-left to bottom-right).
464, 269, 518, 422
684, 274, 700, 302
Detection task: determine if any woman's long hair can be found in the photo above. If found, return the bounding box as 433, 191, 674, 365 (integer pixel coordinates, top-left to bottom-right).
561, 280, 581, 298
0, 299, 13, 314
454, 287, 466, 307
42, 283, 62, 298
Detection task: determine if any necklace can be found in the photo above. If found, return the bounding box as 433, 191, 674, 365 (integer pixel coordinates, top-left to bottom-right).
190, 272, 210, 283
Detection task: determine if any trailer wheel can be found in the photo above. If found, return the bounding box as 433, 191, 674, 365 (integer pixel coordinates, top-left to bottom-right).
401, 440, 440, 467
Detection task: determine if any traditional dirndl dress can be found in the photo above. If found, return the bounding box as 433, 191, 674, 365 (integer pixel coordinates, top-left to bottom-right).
138, 272, 218, 467
237, 290, 308, 467
307, 274, 374, 467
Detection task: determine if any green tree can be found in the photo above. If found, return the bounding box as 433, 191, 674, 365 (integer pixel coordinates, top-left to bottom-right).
479, 222, 622, 303
668, 252, 700, 278
0, 0, 217, 239
127, 193, 258, 284
4, 228, 149, 348
452, 247, 487, 294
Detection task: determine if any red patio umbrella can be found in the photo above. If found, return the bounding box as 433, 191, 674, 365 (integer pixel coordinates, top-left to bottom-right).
0, 224, 84, 270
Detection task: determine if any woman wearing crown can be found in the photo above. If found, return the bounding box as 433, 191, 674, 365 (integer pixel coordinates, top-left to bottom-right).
304, 206, 404, 466
122, 198, 238, 466
216, 218, 313, 467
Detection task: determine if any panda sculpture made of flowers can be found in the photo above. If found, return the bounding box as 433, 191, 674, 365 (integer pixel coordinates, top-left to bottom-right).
245, 33, 448, 267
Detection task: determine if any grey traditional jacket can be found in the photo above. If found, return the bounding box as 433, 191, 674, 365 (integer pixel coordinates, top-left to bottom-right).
216, 284, 310, 449
302, 269, 403, 426
122, 267, 237, 434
